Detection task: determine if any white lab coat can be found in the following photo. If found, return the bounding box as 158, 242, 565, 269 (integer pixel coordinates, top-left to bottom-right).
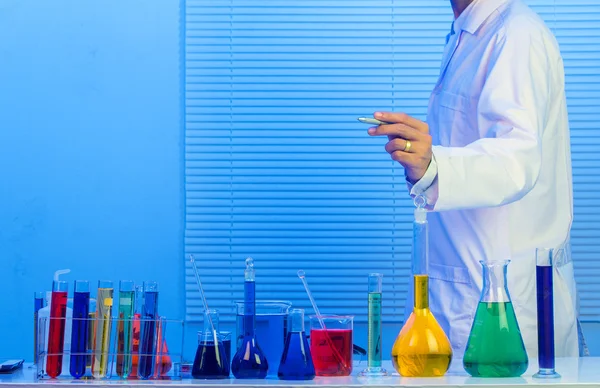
405, 0, 579, 358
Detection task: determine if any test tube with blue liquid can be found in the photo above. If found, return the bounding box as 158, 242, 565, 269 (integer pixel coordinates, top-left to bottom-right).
138, 281, 159, 379
533, 248, 560, 379
70, 280, 90, 378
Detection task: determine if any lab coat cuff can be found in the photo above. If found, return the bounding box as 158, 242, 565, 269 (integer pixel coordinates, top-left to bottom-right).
427, 145, 456, 211
407, 154, 439, 209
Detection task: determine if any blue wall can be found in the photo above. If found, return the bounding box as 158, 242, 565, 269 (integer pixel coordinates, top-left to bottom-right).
0, 0, 183, 359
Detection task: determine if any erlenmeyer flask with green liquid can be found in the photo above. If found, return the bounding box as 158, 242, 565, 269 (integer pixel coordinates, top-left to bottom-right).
463, 260, 528, 377
391, 196, 452, 377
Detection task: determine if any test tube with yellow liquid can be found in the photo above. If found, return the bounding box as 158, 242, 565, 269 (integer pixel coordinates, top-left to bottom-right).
391, 196, 452, 377
92, 280, 114, 378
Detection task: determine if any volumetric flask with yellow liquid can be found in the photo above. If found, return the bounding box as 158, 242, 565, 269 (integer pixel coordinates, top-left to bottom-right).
391, 196, 452, 377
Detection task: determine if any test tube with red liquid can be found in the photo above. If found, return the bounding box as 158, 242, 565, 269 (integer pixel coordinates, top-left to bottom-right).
46, 280, 68, 378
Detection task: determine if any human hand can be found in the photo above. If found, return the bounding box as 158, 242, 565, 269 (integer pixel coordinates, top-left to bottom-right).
367, 111, 432, 183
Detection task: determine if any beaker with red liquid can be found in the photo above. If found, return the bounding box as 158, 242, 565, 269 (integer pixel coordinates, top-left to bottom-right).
309, 315, 353, 376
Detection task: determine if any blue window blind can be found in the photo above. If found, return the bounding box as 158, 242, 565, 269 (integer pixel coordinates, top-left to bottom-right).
184, 0, 600, 323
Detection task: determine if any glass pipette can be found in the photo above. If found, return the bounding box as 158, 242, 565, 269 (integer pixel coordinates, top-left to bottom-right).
297, 270, 350, 374
189, 255, 222, 365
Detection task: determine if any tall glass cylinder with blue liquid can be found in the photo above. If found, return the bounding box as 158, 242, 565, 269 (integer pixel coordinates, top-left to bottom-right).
231, 258, 268, 379
70, 281, 90, 378
117, 280, 135, 378
533, 248, 560, 379
360, 273, 388, 377
93, 280, 114, 379
278, 308, 315, 380
463, 260, 528, 377
138, 281, 159, 379
391, 196, 452, 377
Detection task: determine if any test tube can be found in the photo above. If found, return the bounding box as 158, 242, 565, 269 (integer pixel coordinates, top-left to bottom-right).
92, 280, 114, 378
116, 280, 135, 378
70, 281, 90, 378
33, 292, 45, 366
359, 273, 388, 377
47, 281, 68, 378
138, 281, 159, 379
533, 248, 560, 379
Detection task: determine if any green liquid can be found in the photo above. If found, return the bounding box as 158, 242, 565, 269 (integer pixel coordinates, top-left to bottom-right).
116, 291, 135, 378
463, 302, 528, 377
367, 292, 382, 368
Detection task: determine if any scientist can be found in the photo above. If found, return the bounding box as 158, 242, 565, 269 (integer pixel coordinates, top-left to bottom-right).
368, 0, 586, 357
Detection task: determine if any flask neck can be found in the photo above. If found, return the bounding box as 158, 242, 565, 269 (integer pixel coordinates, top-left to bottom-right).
290, 309, 305, 333
413, 275, 429, 310
243, 280, 256, 336
480, 261, 511, 303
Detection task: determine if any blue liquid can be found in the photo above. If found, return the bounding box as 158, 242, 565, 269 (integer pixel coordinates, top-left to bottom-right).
70, 291, 90, 378
192, 340, 230, 379
536, 265, 555, 369
231, 281, 268, 379
138, 291, 158, 379
278, 332, 315, 380
236, 313, 287, 376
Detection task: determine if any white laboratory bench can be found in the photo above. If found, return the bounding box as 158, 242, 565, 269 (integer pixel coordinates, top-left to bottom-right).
1, 359, 599, 388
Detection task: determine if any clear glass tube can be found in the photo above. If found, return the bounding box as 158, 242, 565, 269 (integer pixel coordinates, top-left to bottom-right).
533, 248, 560, 379
33, 291, 45, 365
360, 273, 388, 377
412, 202, 428, 275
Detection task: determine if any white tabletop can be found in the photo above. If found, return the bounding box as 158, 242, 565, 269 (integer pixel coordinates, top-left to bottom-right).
1, 359, 599, 388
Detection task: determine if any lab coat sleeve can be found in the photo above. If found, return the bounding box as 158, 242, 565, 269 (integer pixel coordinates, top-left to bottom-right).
423, 24, 550, 212
408, 154, 439, 207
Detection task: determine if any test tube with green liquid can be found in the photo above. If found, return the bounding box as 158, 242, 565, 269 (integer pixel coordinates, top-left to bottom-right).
117, 280, 135, 378
92, 280, 114, 378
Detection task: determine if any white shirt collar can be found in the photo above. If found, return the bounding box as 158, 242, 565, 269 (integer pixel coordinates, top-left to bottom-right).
454, 0, 511, 35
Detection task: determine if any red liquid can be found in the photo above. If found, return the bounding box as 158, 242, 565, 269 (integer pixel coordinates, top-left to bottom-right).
310, 329, 352, 376
46, 291, 67, 378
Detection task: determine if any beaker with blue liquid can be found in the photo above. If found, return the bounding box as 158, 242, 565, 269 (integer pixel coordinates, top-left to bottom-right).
235, 300, 291, 376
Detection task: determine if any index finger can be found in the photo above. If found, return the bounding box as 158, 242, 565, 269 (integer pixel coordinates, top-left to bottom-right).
374, 111, 428, 133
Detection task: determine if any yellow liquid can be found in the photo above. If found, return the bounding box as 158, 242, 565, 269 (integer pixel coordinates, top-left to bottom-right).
391, 275, 452, 377
92, 288, 113, 378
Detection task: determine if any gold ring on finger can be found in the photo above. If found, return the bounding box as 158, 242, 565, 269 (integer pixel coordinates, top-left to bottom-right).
404, 140, 412, 152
